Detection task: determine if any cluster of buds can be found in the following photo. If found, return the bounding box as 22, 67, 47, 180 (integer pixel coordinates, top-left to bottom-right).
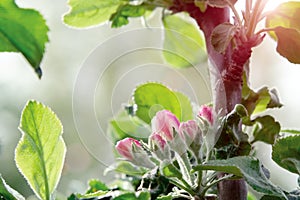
115, 106, 215, 169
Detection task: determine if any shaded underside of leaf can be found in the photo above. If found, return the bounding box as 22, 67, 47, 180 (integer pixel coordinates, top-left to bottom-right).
274, 27, 300, 64
0, 0, 49, 78
207, 0, 237, 8
15, 100, 66, 200
272, 135, 300, 175
194, 156, 286, 197
211, 22, 237, 53
251, 115, 281, 145
63, 0, 123, 28
265, 2, 300, 64
242, 82, 282, 116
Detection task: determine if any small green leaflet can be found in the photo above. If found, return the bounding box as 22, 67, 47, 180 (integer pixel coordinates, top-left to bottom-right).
133, 83, 193, 123
86, 179, 109, 194
68, 191, 110, 200
106, 161, 148, 176
163, 13, 206, 68
272, 135, 300, 175
0, 174, 25, 200
64, 0, 123, 28
193, 156, 286, 198
266, 2, 300, 64
251, 115, 281, 145
157, 195, 172, 200
242, 83, 282, 116
15, 100, 66, 200
110, 4, 146, 28
0, 0, 49, 78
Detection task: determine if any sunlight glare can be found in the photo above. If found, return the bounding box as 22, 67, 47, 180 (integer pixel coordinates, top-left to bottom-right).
235, 0, 286, 13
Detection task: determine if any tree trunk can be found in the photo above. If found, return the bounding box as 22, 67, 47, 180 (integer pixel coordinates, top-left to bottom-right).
170, 2, 248, 199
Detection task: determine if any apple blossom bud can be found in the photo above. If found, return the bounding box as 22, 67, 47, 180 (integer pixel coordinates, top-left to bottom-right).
116, 138, 141, 160
151, 110, 180, 141
179, 120, 198, 139
116, 137, 155, 168
149, 133, 170, 160
179, 120, 200, 145
150, 133, 166, 150
198, 105, 214, 125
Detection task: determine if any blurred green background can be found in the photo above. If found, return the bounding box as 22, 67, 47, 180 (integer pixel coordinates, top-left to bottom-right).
0, 0, 299, 198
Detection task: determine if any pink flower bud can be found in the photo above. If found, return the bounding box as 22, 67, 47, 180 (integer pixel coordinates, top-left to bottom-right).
179, 120, 198, 140
179, 120, 202, 149
151, 110, 180, 141
115, 138, 141, 160
198, 105, 214, 125
150, 133, 166, 150
149, 133, 170, 160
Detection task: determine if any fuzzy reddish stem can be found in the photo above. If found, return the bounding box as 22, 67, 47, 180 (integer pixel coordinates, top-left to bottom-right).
170, 2, 251, 199
170, 2, 253, 114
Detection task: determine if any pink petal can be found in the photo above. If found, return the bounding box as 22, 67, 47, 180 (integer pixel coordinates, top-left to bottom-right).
115, 138, 140, 160
198, 105, 214, 125
152, 110, 180, 141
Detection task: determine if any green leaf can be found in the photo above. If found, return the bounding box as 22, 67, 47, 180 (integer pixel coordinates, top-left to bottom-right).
113, 191, 150, 200
266, 2, 300, 39
272, 135, 300, 174
15, 100, 66, 200
260, 195, 282, 200
266, 2, 300, 64
195, 1, 207, 12
64, 0, 123, 28
261, 192, 300, 200
111, 161, 148, 176
173, 91, 193, 122
251, 115, 281, 145
247, 192, 257, 200
281, 129, 300, 135
86, 179, 109, 194
108, 110, 151, 143
161, 161, 182, 179
163, 13, 206, 68
242, 85, 282, 115
157, 195, 172, 200
137, 191, 151, 200
134, 83, 191, 123
113, 193, 136, 200
193, 156, 286, 197
216, 105, 250, 156
110, 4, 146, 28
0, 174, 25, 200
69, 191, 110, 200
0, 0, 49, 78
